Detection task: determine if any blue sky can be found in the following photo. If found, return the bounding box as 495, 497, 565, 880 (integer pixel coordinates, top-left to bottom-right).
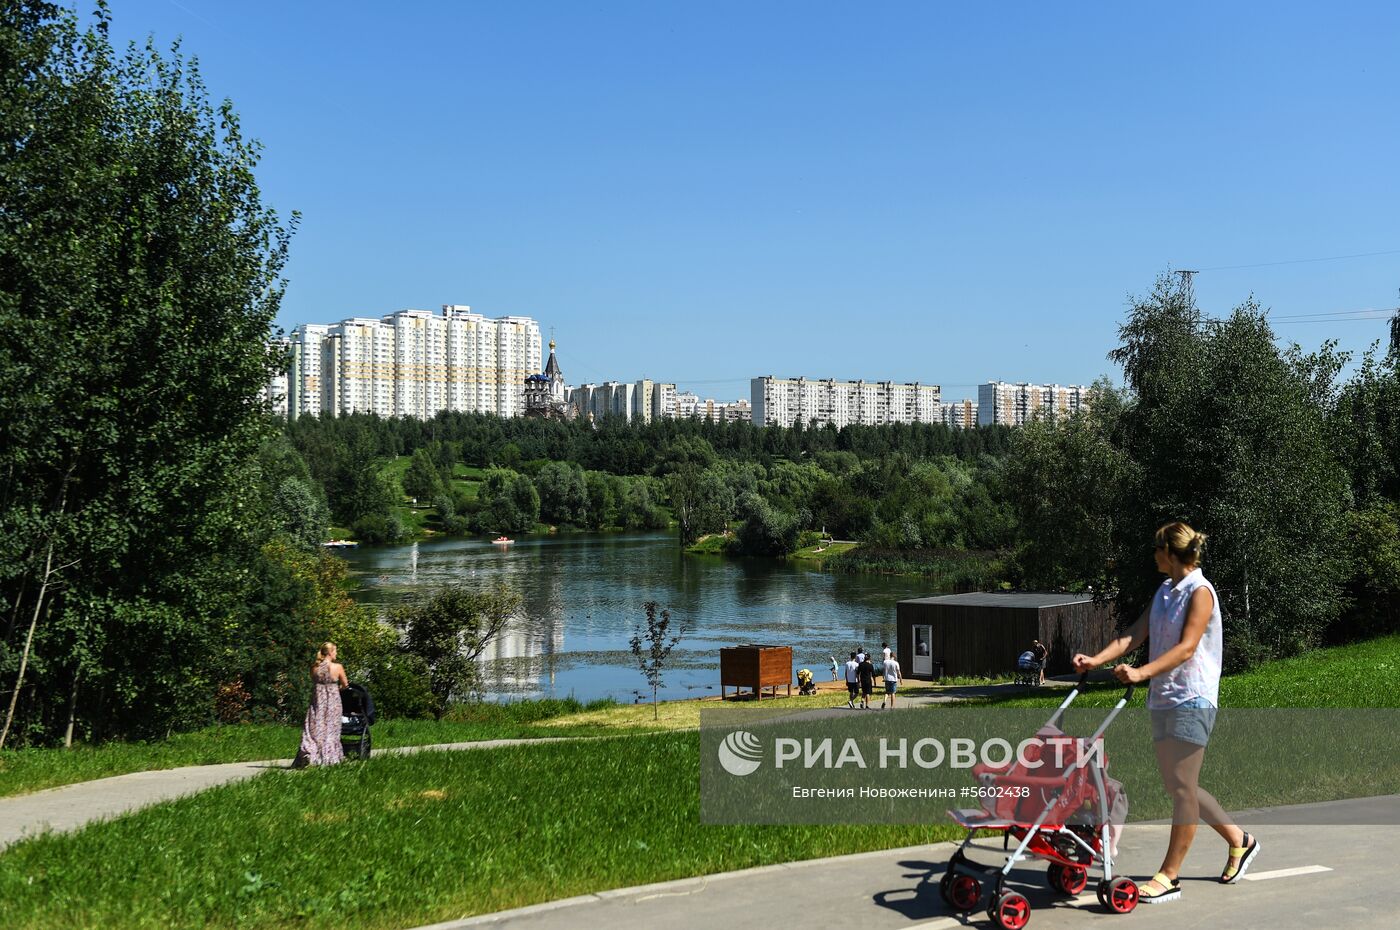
111, 1, 1399, 400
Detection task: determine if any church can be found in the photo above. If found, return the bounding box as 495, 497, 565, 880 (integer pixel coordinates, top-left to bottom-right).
523, 339, 572, 419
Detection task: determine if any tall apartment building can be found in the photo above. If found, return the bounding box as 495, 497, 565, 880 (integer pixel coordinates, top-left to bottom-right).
567, 380, 678, 422
282, 307, 541, 420
750, 376, 942, 428
940, 399, 978, 429
261, 339, 290, 417
976, 382, 1090, 426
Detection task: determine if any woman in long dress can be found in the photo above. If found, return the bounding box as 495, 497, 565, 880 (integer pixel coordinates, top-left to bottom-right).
293, 642, 349, 767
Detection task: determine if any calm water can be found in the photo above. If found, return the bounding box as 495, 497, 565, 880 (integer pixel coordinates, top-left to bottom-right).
338, 532, 935, 703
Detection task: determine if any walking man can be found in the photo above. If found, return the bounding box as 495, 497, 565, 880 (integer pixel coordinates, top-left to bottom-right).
857, 652, 876, 709
882, 651, 902, 709
844, 652, 860, 709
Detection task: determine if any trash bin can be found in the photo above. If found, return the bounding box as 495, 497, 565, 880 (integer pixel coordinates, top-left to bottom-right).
932, 661, 945, 681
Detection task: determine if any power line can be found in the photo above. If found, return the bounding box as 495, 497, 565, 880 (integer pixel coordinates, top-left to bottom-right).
1194, 248, 1400, 272
1268, 306, 1398, 322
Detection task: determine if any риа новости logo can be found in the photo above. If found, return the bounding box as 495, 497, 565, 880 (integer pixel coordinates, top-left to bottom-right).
717, 730, 763, 776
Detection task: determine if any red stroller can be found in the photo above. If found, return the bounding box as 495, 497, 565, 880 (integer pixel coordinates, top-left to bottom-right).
941, 674, 1139, 928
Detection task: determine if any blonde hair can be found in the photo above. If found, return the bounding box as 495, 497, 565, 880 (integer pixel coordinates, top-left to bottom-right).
1154, 521, 1207, 566
312, 642, 336, 673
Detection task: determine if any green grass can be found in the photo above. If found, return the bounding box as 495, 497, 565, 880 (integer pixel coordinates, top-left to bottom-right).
982, 634, 1400, 710
0, 699, 624, 799
685, 532, 734, 555
789, 540, 859, 562
0, 732, 957, 929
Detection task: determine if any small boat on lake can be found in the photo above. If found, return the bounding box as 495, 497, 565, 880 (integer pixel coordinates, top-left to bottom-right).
492, 536, 514, 545
322, 539, 359, 549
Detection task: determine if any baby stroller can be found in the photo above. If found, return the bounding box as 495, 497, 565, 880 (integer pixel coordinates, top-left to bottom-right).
940, 674, 1138, 928
1013, 650, 1043, 688
339, 683, 376, 760
797, 668, 818, 696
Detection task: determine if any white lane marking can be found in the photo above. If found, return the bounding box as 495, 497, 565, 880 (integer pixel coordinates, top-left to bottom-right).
1242, 865, 1333, 881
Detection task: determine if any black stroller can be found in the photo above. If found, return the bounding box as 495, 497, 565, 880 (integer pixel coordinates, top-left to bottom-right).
339, 683, 376, 759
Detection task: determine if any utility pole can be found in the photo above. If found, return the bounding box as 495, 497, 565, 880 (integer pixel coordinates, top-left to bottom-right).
1176, 269, 1198, 304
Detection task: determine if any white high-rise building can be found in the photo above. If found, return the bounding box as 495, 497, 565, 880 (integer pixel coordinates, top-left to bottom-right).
332, 317, 396, 417
277, 307, 542, 420
262, 339, 290, 417
750, 376, 942, 428
940, 399, 978, 430
387, 309, 447, 419
977, 382, 1090, 426
287, 324, 330, 419
675, 391, 702, 418
652, 382, 678, 420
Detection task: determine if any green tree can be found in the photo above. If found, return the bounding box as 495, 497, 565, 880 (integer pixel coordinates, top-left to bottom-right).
535, 461, 589, 526
272, 477, 330, 550
402, 448, 446, 502
1108, 276, 1349, 664
396, 584, 522, 713
667, 467, 735, 546
476, 470, 540, 535
629, 601, 682, 720
1002, 382, 1135, 591
0, 4, 293, 745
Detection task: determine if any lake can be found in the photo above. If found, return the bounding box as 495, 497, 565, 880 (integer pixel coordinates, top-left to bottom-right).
338, 532, 935, 703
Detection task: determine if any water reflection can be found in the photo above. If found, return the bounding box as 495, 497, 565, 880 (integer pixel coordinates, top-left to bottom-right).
338, 532, 932, 703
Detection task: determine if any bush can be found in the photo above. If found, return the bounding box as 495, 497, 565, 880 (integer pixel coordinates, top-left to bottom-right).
364, 654, 438, 719
351, 513, 406, 545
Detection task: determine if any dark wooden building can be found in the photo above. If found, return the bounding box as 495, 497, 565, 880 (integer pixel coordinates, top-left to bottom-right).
719, 644, 793, 700
896, 592, 1116, 680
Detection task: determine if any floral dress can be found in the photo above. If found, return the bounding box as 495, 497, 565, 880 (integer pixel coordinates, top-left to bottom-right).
294, 660, 344, 767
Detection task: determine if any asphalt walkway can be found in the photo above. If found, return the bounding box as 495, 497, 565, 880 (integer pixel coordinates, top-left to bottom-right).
413, 794, 1397, 930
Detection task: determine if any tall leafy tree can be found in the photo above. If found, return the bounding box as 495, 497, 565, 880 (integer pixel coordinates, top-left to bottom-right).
0, 4, 293, 744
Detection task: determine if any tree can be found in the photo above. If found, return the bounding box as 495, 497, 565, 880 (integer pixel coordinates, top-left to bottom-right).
0, 5, 294, 745
734, 492, 805, 556
402, 448, 446, 502
1107, 276, 1350, 664
272, 477, 330, 550
476, 470, 540, 535
668, 467, 735, 545
629, 601, 682, 720
535, 461, 588, 526
396, 584, 522, 713
1001, 382, 1136, 591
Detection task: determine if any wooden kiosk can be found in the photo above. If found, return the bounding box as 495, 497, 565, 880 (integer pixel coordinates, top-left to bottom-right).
719, 644, 792, 700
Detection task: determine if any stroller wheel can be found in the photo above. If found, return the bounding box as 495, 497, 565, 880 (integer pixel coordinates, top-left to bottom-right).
1101, 877, 1138, 914
359, 731, 372, 760
989, 891, 1031, 930
945, 874, 982, 912
1050, 864, 1087, 895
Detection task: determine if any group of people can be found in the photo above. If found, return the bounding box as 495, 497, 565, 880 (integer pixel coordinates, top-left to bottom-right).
835, 642, 902, 709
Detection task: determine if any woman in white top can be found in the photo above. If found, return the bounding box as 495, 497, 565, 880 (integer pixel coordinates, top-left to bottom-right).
1073, 522, 1260, 904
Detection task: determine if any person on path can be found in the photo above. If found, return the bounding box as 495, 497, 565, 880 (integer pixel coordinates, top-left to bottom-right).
857, 652, 876, 709
1073, 522, 1260, 904
830, 655, 840, 681
881, 652, 901, 709
293, 642, 349, 768
1032, 639, 1048, 685
844, 652, 860, 708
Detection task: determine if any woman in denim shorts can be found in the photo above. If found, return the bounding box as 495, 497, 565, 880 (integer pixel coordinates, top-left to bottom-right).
1073, 522, 1261, 904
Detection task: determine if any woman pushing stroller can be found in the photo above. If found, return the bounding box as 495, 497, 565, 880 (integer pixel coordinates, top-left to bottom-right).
1072, 521, 1261, 904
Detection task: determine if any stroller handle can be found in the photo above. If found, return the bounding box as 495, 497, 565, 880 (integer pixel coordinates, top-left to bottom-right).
1075, 670, 1138, 704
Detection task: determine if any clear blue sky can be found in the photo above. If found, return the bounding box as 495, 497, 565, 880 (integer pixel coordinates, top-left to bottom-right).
111, 1, 1399, 400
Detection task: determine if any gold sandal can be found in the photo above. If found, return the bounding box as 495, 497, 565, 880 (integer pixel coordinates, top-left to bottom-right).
1220, 831, 1260, 884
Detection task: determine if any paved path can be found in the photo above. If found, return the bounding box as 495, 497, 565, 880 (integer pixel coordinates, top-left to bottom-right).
0, 737, 582, 852
413, 794, 1398, 930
